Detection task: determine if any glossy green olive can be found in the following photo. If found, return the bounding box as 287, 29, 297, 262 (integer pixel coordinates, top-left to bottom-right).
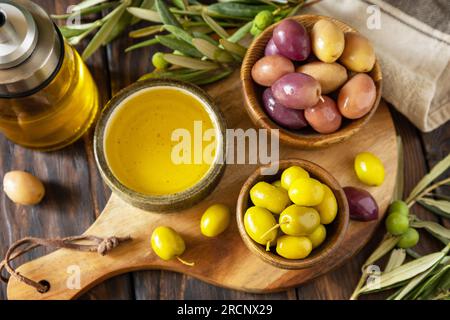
308, 224, 327, 248
276, 235, 312, 259
385, 212, 409, 235
314, 184, 338, 224
288, 177, 324, 206
354, 152, 385, 186
151, 226, 185, 261
281, 166, 309, 190
201, 204, 231, 237
389, 200, 409, 216
279, 204, 320, 236
250, 181, 290, 214
244, 206, 278, 248
397, 228, 419, 249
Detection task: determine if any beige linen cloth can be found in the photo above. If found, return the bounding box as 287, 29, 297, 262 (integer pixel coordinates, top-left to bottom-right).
304, 0, 450, 132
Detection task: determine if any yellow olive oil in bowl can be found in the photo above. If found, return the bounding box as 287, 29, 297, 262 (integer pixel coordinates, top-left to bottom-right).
95, 80, 226, 212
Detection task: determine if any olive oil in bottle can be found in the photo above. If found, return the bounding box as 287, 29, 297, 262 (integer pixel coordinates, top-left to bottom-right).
0, 0, 99, 150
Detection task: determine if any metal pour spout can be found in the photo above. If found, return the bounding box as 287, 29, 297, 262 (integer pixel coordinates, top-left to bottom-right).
0, 10, 19, 45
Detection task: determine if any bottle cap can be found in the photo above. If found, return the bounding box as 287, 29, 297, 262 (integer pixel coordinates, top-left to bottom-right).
0, 0, 62, 98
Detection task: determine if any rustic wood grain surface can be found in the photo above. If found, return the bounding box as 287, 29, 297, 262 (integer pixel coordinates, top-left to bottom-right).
0, 0, 448, 300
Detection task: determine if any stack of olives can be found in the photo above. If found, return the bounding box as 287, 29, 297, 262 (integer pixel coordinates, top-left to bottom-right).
244, 166, 338, 260
251, 18, 377, 134
385, 200, 419, 248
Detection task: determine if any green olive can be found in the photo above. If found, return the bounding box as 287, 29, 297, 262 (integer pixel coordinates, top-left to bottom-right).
201, 204, 231, 237
308, 224, 327, 249
281, 166, 309, 190
276, 235, 312, 259
250, 181, 290, 214
311, 19, 345, 63
397, 228, 419, 249
279, 204, 320, 236
254, 10, 273, 30
314, 184, 338, 224
152, 52, 169, 70
288, 177, 324, 206
389, 200, 409, 216
151, 226, 186, 261
385, 212, 409, 235
244, 206, 278, 250
339, 33, 375, 72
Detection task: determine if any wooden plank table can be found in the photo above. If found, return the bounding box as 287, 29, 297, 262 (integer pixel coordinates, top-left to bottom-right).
0, 0, 448, 300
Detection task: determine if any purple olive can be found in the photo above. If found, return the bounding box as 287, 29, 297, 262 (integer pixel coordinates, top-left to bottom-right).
343, 186, 379, 221
265, 38, 281, 56
271, 72, 321, 109
262, 88, 308, 130
272, 19, 311, 61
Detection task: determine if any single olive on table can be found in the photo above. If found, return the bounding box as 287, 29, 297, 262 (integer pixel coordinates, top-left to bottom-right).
354, 151, 385, 186
242, 164, 341, 261
200, 204, 231, 237
343, 186, 379, 221
151, 226, 194, 266
3, 170, 45, 205
249, 17, 378, 137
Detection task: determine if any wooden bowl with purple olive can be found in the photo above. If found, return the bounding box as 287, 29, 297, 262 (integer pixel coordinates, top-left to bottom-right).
241, 15, 382, 149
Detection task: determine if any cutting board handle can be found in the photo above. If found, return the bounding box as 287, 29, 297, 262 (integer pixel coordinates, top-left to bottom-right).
6, 195, 155, 300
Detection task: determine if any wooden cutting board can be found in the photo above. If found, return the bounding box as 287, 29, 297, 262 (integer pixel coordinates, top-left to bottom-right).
7, 71, 397, 300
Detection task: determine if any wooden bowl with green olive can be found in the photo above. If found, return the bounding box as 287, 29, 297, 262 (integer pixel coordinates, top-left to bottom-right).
241, 15, 382, 149
236, 159, 349, 270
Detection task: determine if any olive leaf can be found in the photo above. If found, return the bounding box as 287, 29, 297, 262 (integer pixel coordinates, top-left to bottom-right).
71, 0, 109, 11
358, 245, 450, 294
219, 38, 247, 58
393, 136, 404, 200
406, 153, 450, 203
155, 0, 182, 27
363, 235, 399, 269
227, 21, 252, 43
418, 200, 450, 219
164, 25, 194, 44
127, 7, 162, 22
125, 37, 159, 52
129, 24, 163, 38
410, 219, 450, 242
192, 38, 234, 62
66, 21, 102, 45
192, 38, 220, 59
413, 265, 450, 300
51, 2, 117, 19
163, 54, 219, 70
193, 32, 218, 45
82, 0, 131, 60
206, 3, 274, 20
420, 198, 450, 214
201, 11, 229, 39
131, 0, 155, 24
156, 35, 203, 58
384, 249, 406, 273
393, 261, 442, 300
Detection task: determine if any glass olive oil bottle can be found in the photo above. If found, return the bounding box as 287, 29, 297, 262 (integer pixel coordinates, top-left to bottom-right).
0, 0, 99, 150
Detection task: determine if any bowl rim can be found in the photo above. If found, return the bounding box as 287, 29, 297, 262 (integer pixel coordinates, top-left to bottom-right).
236, 159, 349, 270
93, 79, 227, 212
240, 14, 382, 149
